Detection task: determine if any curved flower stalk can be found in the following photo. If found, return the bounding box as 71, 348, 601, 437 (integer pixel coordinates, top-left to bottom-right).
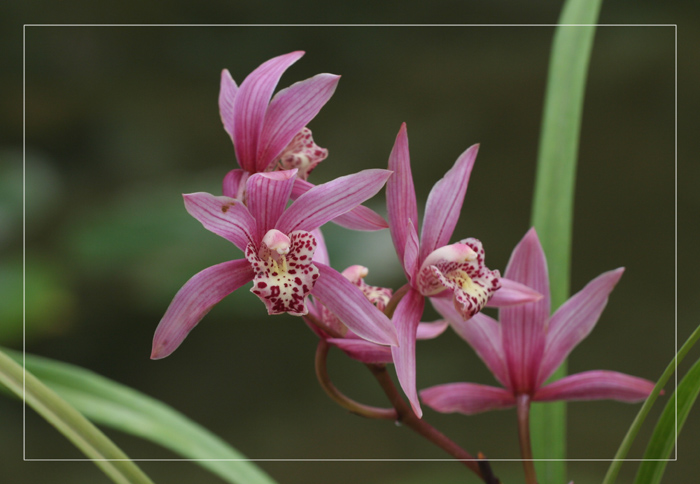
219, 51, 386, 231
385, 123, 542, 417
151, 168, 397, 360
420, 228, 656, 415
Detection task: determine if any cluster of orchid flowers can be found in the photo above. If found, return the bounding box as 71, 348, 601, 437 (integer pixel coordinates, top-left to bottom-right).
151, 51, 656, 481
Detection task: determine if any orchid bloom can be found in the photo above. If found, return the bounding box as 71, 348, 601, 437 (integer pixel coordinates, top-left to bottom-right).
307, 263, 449, 365
420, 228, 656, 416
151, 168, 398, 360
219, 51, 386, 231
385, 123, 542, 417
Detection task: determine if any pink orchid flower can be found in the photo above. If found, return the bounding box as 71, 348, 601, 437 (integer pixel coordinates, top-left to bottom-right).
219, 51, 386, 231
420, 228, 656, 416
151, 168, 398, 360
385, 123, 542, 417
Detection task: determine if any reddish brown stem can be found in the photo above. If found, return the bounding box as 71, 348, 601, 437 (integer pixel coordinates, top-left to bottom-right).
366, 363, 485, 479
516, 394, 538, 484
315, 340, 397, 420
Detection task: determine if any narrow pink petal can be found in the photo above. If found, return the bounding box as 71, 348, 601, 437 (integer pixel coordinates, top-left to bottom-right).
310, 228, 329, 265
183, 192, 257, 252
537, 268, 625, 386
245, 169, 298, 238
390, 288, 425, 417
533, 370, 655, 403
256, 74, 340, 172
276, 169, 391, 234
311, 262, 398, 346
219, 69, 238, 144
420, 383, 515, 415
222, 169, 249, 199
386, 123, 419, 265
419, 143, 479, 263
416, 320, 449, 340
232, 51, 305, 172
291, 178, 389, 231
327, 338, 393, 364
500, 228, 550, 394
403, 220, 420, 282
487, 277, 543, 307
151, 260, 255, 359
432, 297, 510, 388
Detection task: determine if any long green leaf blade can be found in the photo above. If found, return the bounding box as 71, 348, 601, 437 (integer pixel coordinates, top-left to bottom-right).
603, 324, 700, 484
0, 348, 155, 484
3, 348, 277, 484
530, 1, 603, 482
634, 356, 700, 484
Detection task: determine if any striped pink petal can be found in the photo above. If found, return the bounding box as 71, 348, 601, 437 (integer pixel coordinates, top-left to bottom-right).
311, 262, 398, 346
232, 51, 304, 172
386, 123, 419, 266
403, 220, 420, 282
183, 192, 257, 252
276, 169, 391, 234
245, 169, 298, 238
533, 370, 655, 403
416, 320, 449, 340
487, 277, 543, 307
500, 228, 550, 394
390, 287, 425, 417
420, 383, 515, 415
432, 297, 510, 388
537, 268, 625, 386
151, 259, 255, 359
218, 69, 238, 145
222, 169, 249, 199
291, 178, 388, 231
419, 143, 479, 263
327, 338, 393, 364
256, 73, 340, 172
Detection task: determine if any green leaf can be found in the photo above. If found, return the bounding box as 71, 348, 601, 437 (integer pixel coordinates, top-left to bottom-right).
0, 348, 154, 484
603, 324, 700, 484
530, 0, 602, 484
634, 356, 700, 484
3, 348, 277, 484
529, 1, 603, 482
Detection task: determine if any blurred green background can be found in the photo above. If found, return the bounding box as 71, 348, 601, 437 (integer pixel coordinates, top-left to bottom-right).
2, 3, 695, 483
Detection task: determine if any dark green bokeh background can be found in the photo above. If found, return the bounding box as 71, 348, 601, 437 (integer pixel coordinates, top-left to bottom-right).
2, 9, 695, 484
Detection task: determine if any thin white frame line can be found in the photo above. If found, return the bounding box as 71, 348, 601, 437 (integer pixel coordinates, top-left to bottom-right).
22, 23, 678, 464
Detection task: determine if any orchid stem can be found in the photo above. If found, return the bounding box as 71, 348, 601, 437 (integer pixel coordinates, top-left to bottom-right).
516, 394, 538, 484
314, 340, 397, 420
383, 283, 411, 319
366, 363, 487, 480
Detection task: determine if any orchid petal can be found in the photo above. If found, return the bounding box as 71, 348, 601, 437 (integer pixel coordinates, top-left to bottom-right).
327, 338, 393, 364
533, 370, 655, 403
487, 277, 543, 307
151, 259, 255, 359
420, 383, 516, 415
233, 51, 305, 172
276, 128, 328, 180
291, 178, 389, 231
537, 268, 625, 386
256, 74, 340, 172
416, 320, 449, 340
183, 193, 257, 252
276, 169, 391, 234
386, 123, 419, 265
222, 169, 249, 199
419, 143, 479, 263
218, 69, 238, 144
390, 288, 425, 417
246, 169, 298, 238
310, 228, 329, 266
403, 220, 420, 282
432, 297, 510, 388
311, 263, 398, 346
500, 228, 550, 394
